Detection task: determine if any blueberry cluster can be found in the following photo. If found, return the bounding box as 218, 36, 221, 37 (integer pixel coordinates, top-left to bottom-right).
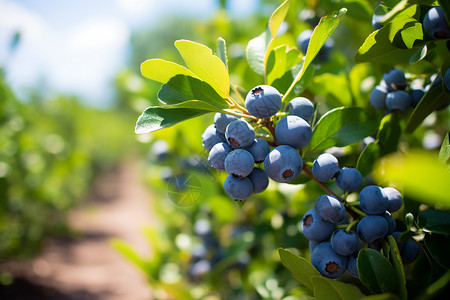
301, 186, 420, 278
202, 85, 315, 201
312, 153, 363, 192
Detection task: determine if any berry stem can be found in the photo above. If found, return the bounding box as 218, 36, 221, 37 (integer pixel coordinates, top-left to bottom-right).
345, 219, 359, 233
231, 83, 246, 105
345, 201, 361, 206
226, 96, 250, 114
302, 165, 342, 201
349, 206, 367, 218
262, 118, 278, 144
225, 110, 259, 121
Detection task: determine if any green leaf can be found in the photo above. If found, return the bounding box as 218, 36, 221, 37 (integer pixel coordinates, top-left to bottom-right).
377, 114, 401, 156
418, 210, 450, 234
405, 84, 450, 133
349, 63, 375, 107
400, 21, 423, 49
111, 239, 151, 273
311, 276, 365, 300
140, 58, 197, 83
278, 248, 321, 290
361, 294, 400, 300
358, 249, 398, 294
373, 150, 450, 208
385, 5, 419, 43
246, 32, 266, 75
357, 142, 381, 176
266, 45, 302, 85
438, 132, 450, 165
135, 101, 222, 134
424, 233, 450, 269
307, 107, 381, 153
388, 236, 408, 300
409, 43, 434, 64
174, 39, 230, 97
354, 23, 419, 64
157, 75, 228, 109
217, 37, 228, 69
309, 73, 353, 107
283, 8, 347, 103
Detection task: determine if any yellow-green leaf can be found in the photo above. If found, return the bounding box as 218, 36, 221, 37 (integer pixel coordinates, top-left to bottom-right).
174, 39, 230, 97
140, 58, 197, 83
312, 276, 365, 300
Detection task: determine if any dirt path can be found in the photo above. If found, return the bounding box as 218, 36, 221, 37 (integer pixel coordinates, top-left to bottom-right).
0, 160, 156, 300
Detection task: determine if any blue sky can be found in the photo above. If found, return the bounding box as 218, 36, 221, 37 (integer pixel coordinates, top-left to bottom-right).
0, 0, 258, 107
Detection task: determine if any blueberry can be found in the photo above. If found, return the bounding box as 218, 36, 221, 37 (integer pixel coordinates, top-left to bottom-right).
202, 124, 226, 151
247, 168, 269, 194
151, 140, 170, 160
208, 142, 232, 171
359, 185, 389, 215
409, 88, 425, 107
296, 29, 334, 62
383, 68, 407, 91
445, 69, 450, 91
400, 238, 421, 264
312, 153, 339, 182
225, 120, 255, 149
383, 187, 403, 212
347, 254, 359, 278
390, 231, 404, 252
246, 138, 270, 163
214, 113, 239, 134
336, 167, 363, 192
386, 90, 412, 112
245, 85, 282, 118
311, 241, 348, 278
369, 85, 388, 110
224, 175, 253, 200
383, 211, 396, 234
264, 145, 303, 183
224, 149, 255, 178
301, 208, 335, 242
309, 240, 319, 253
275, 115, 312, 150
331, 229, 359, 256
288, 97, 315, 121
423, 6, 450, 39
315, 194, 346, 224
357, 215, 389, 243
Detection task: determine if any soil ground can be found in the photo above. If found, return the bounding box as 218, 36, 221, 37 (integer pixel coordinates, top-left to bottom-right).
0, 161, 155, 300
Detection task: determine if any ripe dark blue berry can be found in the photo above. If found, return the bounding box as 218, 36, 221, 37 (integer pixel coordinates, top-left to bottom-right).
214, 113, 239, 134
311, 241, 348, 278
224, 175, 253, 200
357, 215, 389, 244
383, 68, 407, 91
386, 90, 412, 112
383, 187, 403, 212
369, 85, 388, 110
224, 149, 254, 178
359, 185, 389, 215
247, 168, 269, 194
383, 211, 396, 235
312, 153, 339, 182
331, 229, 359, 256
202, 124, 226, 151
288, 97, 314, 121
245, 85, 281, 118
264, 145, 303, 183
410, 88, 425, 107
336, 167, 362, 192
315, 194, 346, 224
246, 138, 270, 163
400, 238, 421, 264
423, 6, 450, 39
347, 254, 359, 278
301, 208, 335, 242
275, 115, 312, 150
225, 120, 255, 149
208, 142, 232, 171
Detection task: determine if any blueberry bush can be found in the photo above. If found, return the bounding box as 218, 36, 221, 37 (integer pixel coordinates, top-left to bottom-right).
118, 0, 450, 299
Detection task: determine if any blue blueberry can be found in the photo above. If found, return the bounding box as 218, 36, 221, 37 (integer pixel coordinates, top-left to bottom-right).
309, 240, 319, 253
315, 194, 346, 224
386, 90, 412, 112
246, 138, 270, 163
423, 6, 450, 39
297, 29, 334, 62
288, 97, 315, 121
275, 115, 312, 150
214, 113, 239, 134
347, 254, 359, 278
369, 85, 388, 110
336, 167, 363, 192
359, 185, 389, 215
245, 85, 282, 118
225, 120, 255, 149
224, 176, 253, 200
383, 187, 403, 212
202, 124, 226, 151
331, 229, 359, 256
357, 215, 389, 243
208, 142, 232, 171
445, 69, 450, 91
301, 208, 335, 242
383, 68, 407, 91
311, 241, 348, 278
312, 153, 339, 182
410, 88, 425, 107
264, 145, 303, 183
400, 238, 421, 264
224, 149, 254, 178
383, 211, 396, 234
151, 140, 170, 160
429, 74, 442, 90
247, 168, 269, 194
